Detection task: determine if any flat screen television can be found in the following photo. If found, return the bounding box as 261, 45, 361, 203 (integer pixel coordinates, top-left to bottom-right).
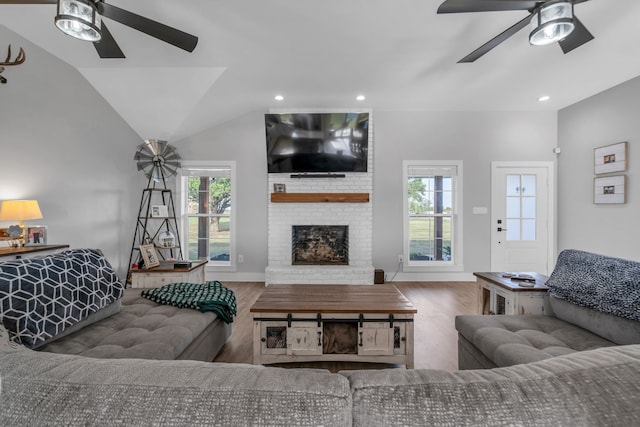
265, 112, 369, 173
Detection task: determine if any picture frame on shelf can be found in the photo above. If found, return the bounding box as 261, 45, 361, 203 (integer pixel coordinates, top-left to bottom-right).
594, 175, 626, 204
25, 226, 47, 246
150, 205, 169, 218
140, 243, 160, 268
273, 183, 286, 193
594, 142, 627, 175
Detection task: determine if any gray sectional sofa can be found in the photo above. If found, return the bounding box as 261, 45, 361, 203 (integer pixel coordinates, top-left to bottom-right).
457, 249, 640, 369
2, 338, 640, 426
2, 248, 640, 425
0, 249, 231, 361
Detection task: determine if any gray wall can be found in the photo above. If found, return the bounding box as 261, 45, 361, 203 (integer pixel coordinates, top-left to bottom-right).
372, 111, 557, 277
177, 110, 558, 279
177, 113, 269, 278
558, 76, 640, 261
1, 23, 561, 280
0, 25, 142, 276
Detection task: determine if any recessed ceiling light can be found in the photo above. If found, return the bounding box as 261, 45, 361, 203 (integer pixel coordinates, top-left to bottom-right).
538, 95, 551, 102
274, 95, 284, 101
356, 95, 366, 101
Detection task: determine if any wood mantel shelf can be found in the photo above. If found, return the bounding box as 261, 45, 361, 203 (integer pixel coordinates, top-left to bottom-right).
271, 193, 370, 203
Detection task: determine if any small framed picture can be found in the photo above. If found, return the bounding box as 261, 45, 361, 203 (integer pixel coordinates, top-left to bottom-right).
150, 205, 169, 217
140, 243, 160, 268
273, 183, 286, 193
594, 175, 626, 204
594, 142, 627, 175
25, 226, 47, 246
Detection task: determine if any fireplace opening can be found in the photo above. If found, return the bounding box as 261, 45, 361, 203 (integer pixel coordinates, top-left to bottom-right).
292, 225, 348, 265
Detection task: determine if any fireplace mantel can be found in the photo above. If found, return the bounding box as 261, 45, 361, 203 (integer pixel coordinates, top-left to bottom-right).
271, 193, 369, 203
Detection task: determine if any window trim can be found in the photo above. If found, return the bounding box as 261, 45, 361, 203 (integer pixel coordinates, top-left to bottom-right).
402, 160, 464, 272
177, 160, 237, 272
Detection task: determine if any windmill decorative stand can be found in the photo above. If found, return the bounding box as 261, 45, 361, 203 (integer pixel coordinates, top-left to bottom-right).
127, 139, 183, 282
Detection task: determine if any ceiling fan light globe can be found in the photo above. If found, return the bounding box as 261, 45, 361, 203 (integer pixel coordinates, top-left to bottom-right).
55, 0, 102, 42
529, 1, 575, 46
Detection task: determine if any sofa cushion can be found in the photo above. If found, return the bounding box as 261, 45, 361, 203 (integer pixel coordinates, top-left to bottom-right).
35, 300, 122, 348
37, 288, 220, 360
550, 296, 640, 345
455, 315, 615, 367
547, 249, 640, 322
0, 348, 352, 426
345, 345, 640, 427
0, 249, 124, 349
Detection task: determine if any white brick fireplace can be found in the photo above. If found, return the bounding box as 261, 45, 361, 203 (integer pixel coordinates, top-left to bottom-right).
265, 110, 374, 285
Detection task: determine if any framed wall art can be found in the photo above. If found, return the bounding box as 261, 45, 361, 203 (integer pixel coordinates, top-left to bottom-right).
140, 243, 160, 268
594, 142, 627, 175
594, 175, 626, 204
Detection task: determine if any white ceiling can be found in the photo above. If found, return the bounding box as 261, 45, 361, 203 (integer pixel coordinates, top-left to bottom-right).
2, 0, 640, 142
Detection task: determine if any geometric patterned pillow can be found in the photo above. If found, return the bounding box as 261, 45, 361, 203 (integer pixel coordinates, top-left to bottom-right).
0, 248, 124, 349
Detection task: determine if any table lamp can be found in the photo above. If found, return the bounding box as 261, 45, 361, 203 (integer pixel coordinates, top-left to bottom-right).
0, 199, 43, 246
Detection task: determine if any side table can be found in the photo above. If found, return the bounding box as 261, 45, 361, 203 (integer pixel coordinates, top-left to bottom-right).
129, 260, 207, 288
474, 272, 551, 316
0, 244, 70, 261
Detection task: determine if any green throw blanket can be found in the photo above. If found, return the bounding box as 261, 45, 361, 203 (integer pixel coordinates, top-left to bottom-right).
140, 281, 237, 323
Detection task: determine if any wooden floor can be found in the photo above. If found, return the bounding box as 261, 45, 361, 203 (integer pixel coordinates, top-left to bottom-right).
214, 281, 477, 372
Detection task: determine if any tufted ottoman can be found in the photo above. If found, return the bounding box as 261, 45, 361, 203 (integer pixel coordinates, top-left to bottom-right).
38, 288, 232, 362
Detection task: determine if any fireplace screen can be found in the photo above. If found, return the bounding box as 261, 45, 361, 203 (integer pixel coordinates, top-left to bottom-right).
292, 225, 348, 265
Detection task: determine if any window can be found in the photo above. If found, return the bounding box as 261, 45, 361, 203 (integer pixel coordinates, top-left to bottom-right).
505, 174, 537, 241
403, 161, 463, 271
178, 161, 236, 270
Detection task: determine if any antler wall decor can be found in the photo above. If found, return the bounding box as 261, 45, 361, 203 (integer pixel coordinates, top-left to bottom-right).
0, 45, 26, 84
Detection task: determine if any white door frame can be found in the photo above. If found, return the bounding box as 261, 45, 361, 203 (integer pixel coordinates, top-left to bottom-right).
491, 161, 556, 274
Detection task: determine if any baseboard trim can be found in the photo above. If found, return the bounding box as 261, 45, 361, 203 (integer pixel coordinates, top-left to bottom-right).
388, 272, 475, 282
205, 271, 475, 283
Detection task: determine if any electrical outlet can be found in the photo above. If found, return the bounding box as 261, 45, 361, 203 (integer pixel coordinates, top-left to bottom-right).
398, 254, 404, 263
238, 254, 245, 263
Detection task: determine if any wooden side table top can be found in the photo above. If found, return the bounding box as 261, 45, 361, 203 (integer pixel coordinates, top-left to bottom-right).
474, 272, 549, 292
129, 259, 207, 274
250, 284, 417, 314
0, 245, 70, 258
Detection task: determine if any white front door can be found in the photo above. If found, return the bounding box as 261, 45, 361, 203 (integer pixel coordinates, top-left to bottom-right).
491, 162, 554, 274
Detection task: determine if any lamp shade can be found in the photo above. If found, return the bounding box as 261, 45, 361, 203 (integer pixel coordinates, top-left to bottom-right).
55, 0, 102, 42
0, 200, 43, 226
529, 0, 575, 46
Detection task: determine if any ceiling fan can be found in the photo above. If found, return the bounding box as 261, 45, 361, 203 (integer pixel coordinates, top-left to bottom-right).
437, 0, 594, 63
0, 0, 198, 58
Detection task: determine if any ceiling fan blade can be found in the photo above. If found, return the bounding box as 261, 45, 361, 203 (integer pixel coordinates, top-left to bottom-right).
558, 16, 594, 54
97, 2, 198, 53
438, 0, 540, 14
93, 21, 125, 58
458, 14, 531, 63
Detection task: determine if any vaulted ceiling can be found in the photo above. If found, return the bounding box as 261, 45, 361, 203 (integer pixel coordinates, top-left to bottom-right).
2, 0, 640, 142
